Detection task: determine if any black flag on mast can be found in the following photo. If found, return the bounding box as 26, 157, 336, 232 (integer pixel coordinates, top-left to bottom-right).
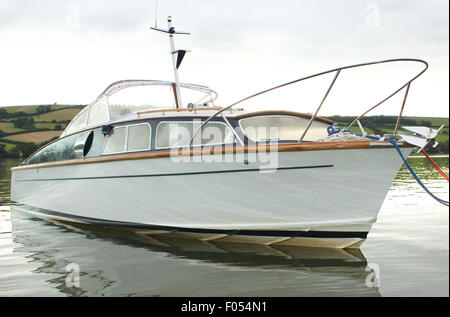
176, 50, 186, 69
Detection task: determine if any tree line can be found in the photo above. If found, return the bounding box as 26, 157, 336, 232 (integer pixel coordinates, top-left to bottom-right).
8, 117, 63, 131
0, 137, 59, 159
326, 115, 434, 127
0, 104, 84, 120
0, 105, 52, 120
326, 115, 448, 154
0, 142, 40, 159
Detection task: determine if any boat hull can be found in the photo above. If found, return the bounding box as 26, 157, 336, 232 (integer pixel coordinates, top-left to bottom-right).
11, 146, 412, 248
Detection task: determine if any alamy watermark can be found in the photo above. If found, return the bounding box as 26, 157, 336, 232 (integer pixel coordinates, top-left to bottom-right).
365, 3, 381, 28
166, 121, 280, 173
65, 263, 80, 288
65, 2, 81, 31
365, 263, 380, 288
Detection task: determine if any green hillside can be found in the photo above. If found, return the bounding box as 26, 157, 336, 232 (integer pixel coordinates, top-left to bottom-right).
0, 104, 84, 159
1, 104, 77, 114
402, 116, 449, 127
326, 115, 449, 153
0, 104, 448, 159
31, 108, 83, 122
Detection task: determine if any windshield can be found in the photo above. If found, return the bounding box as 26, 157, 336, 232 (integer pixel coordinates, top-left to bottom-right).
240, 115, 329, 142
61, 80, 218, 137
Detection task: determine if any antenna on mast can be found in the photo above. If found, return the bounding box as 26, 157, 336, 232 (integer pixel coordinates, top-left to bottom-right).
154, 0, 158, 28
150, 16, 190, 108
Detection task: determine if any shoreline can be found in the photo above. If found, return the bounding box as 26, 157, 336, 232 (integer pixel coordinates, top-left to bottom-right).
409, 154, 449, 158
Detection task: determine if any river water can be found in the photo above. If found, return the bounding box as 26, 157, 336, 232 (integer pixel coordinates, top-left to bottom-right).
0, 157, 448, 297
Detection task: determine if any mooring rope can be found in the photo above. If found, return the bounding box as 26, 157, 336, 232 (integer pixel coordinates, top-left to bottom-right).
421, 149, 449, 182
326, 128, 449, 207
386, 137, 449, 207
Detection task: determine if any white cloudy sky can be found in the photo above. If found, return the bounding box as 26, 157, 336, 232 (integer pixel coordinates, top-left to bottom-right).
0, 0, 448, 117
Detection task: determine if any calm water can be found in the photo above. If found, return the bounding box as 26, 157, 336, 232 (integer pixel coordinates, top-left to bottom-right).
0, 157, 448, 297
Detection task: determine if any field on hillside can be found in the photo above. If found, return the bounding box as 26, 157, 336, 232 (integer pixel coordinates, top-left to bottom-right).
31, 108, 82, 122
0, 122, 24, 134
403, 116, 449, 127
34, 122, 68, 130
1, 104, 78, 114
3, 131, 62, 143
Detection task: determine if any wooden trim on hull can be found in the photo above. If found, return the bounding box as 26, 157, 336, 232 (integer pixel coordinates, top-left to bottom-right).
12, 140, 411, 171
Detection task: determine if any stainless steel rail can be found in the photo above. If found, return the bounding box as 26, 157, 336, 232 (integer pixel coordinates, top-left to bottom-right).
190, 59, 428, 146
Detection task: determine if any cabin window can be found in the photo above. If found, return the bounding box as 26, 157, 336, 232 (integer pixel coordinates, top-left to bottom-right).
63, 107, 88, 136
239, 115, 329, 142
87, 98, 109, 127
102, 123, 151, 155
103, 126, 127, 154
127, 123, 151, 152
24, 134, 79, 165
156, 121, 234, 149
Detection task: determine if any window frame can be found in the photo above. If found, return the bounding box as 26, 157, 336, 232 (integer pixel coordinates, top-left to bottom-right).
62, 107, 88, 137
155, 120, 235, 150
102, 122, 152, 155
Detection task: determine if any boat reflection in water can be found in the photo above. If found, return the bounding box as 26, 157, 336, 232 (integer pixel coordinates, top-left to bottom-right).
11, 205, 380, 297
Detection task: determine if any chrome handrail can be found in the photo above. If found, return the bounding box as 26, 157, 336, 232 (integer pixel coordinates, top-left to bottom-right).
190, 58, 428, 146
299, 69, 341, 142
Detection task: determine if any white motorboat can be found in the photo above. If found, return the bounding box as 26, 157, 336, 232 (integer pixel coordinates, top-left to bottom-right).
10, 17, 439, 248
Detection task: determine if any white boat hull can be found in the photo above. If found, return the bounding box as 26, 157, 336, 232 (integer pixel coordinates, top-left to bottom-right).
11, 146, 412, 248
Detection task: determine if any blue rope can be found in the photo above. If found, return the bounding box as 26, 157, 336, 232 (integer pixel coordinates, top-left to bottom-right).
386, 137, 449, 207
328, 126, 449, 206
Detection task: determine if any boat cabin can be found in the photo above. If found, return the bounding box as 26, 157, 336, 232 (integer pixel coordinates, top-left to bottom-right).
22, 80, 333, 166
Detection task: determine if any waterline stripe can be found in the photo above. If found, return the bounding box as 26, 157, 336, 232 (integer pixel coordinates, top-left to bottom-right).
11, 203, 367, 239
16, 164, 334, 182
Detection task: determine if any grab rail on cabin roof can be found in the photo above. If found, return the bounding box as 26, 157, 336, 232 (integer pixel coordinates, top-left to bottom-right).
95, 80, 218, 104
62, 80, 219, 137
189, 58, 428, 146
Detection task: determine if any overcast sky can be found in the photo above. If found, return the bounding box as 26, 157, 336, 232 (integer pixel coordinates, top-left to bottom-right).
0, 0, 448, 117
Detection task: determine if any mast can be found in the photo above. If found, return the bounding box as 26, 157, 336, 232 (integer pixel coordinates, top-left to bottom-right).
168, 17, 182, 108
151, 16, 190, 108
